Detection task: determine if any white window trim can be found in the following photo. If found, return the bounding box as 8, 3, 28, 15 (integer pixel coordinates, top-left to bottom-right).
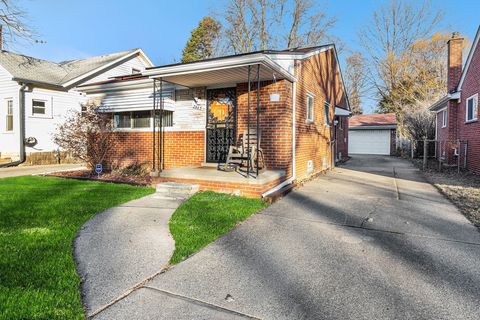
466, 93, 478, 122
131, 67, 141, 75
441, 109, 447, 128
5, 98, 13, 133
306, 93, 314, 122
29, 97, 53, 119
32, 99, 47, 116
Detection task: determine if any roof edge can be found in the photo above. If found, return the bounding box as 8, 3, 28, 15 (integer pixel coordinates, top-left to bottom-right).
63, 48, 152, 88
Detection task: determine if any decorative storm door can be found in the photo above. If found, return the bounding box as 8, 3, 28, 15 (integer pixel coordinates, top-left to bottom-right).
206, 88, 236, 163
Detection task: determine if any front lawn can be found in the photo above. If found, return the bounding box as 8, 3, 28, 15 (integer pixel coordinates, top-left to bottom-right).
169, 191, 268, 264
0, 176, 154, 320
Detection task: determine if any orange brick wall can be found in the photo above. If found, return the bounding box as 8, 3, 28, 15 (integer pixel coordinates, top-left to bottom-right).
107, 130, 204, 170
294, 48, 349, 179
236, 80, 293, 176
163, 131, 205, 168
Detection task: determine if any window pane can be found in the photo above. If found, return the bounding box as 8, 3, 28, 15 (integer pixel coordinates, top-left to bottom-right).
32, 100, 46, 115
6, 100, 13, 131
6, 115, 13, 131
155, 110, 174, 127
467, 99, 473, 120
132, 111, 151, 128
324, 102, 330, 125
474, 97, 478, 119
7, 100, 13, 115
307, 96, 313, 120
113, 112, 131, 128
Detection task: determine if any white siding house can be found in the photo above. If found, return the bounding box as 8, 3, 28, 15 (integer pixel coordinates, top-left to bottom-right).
0, 48, 153, 164
78, 77, 207, 133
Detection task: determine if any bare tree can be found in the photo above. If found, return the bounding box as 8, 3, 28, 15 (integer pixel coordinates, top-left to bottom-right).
344, 52, 367, 114
403, 102, 436, 141
359, 0, 444, 114
0, 1, 37, 47
222, 0, 336, 53
53, 104, 116, 171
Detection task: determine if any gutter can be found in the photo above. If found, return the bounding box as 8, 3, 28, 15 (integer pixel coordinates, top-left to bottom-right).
12, 77, 65, 91
0, 83, 27, 167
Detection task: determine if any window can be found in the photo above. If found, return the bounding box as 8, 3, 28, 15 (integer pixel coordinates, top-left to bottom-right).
112, 111, 174, 129
5, 99, 13, 131
155, 110, 174, 127
131, 68, 141, 75
466, 94, 478, 122
441, 109, 447, 128
324, 101, 331, 126
306, 94, 314, 122
32, 100, 46, 115
132, 111, 151, 128
113, 112, 131, 128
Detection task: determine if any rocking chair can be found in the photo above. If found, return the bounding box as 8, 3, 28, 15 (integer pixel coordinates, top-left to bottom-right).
224, 129, 266, 174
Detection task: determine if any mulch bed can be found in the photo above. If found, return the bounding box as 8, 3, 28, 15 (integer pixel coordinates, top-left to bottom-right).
48, 170, 153, 186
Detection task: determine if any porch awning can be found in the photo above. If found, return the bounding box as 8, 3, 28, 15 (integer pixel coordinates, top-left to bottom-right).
335, 107, 351, 116
143, 52, 296, 87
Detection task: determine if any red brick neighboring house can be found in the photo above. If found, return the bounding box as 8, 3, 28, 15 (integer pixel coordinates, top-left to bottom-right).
80, 45, 351, 197
348, 113, 397, 155
430, 29, 480, 174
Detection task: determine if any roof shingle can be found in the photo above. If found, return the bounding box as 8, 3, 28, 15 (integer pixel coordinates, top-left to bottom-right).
350, 113, 397, 127
0, 49, 137, 87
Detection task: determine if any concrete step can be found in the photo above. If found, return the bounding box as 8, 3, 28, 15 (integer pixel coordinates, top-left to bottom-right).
155, 182, 200, 199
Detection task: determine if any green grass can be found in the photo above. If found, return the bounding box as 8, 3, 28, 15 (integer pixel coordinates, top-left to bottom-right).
0, 176, 154, 320
169, 191, 268, 264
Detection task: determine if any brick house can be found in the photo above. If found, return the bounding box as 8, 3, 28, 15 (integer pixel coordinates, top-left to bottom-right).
429, 29, 480, 174
348, 113, 397, 155
80, 45, 351, 197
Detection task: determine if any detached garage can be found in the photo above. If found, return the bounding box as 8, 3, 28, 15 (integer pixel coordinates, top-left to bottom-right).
348, 113, 397, 155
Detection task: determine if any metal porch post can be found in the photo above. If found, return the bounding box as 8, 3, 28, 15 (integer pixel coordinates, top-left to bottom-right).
256, 64, 260, 177
152, 79, 156, 172
158, 78, 163, 172
247, 65, 251, 177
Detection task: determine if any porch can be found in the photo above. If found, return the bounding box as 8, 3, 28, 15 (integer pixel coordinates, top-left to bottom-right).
156, 166, 288, 198
143, 51, 296, 197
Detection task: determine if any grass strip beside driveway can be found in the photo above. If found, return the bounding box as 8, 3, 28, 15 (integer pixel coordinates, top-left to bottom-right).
0, 176, 154, 320
424, 170, 480, 227
169, 191, 268, 264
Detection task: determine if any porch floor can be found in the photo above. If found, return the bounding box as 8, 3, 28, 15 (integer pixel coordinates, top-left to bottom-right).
157, 167, 288, 197
160, 167, 286, 185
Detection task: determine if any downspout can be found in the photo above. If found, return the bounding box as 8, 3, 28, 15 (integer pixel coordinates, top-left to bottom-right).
0, 83, 27, 167
261, 77, 296, 199
292, 79, 296, 180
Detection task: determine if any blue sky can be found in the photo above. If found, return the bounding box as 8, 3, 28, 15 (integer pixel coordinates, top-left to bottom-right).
13, 0, 480, 113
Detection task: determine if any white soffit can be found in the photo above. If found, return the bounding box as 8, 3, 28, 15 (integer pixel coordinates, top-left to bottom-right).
335, 107, 351, 116
152, 65, 287, 88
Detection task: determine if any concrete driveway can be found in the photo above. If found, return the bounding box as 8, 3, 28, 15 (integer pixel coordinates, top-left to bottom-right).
0, 163, 85, 178
94, 156, 480, 319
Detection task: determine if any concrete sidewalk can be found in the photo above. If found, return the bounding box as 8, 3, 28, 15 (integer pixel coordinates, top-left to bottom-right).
75, 192, 185, 317
0, 163, 85, 178
91, 155, 480, 320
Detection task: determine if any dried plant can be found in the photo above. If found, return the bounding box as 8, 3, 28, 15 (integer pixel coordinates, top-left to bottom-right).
53, 104, 116, 171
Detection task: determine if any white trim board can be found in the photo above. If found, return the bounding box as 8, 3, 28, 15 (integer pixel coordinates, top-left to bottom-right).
458, 26, 480, 90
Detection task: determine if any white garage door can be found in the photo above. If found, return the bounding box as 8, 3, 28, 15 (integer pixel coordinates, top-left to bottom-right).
349, 130, 390, 155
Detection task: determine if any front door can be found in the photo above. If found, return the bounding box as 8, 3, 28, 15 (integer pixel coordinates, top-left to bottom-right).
206, 88, 236, 163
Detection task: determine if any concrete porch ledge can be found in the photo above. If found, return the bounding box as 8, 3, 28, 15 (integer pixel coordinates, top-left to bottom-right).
159, 166, 286, 185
